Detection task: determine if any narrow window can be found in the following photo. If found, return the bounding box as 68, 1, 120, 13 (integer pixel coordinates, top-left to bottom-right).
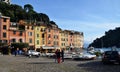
37, 34, 39, 38
48, 40, 51, 44
12, 39, 16, 43
19, 39, 22, 43
3, 25, 6, 30
37, 40, 39, 44
3, 32, 6, 38
29, 38, 32, 43
19, 31, 23, 36
3, 18, 7, 22
13, 31, 16, 34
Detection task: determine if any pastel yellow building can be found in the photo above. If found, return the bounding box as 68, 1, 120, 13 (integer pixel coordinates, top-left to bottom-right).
34, 23, 47, 50
59, 30, 84, 51
73, 31, 84, 48
39, 25, 46, 47
34, 26, 41, 49
59, 30, 69, 49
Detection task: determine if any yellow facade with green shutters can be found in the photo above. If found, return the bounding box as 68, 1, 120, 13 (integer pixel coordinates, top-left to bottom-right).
39, 25, 46, 47
34, 26, 41, 49
34, 25, 46, 49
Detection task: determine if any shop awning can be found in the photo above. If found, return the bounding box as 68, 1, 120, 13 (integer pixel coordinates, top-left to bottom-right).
42, 46, 60, 49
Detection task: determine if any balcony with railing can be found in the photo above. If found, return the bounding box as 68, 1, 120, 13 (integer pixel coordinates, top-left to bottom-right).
9, 22, 18, 30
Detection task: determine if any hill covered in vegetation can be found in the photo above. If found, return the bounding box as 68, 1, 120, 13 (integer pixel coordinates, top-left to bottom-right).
0, 2, 50, 24
89, 27, 120, 48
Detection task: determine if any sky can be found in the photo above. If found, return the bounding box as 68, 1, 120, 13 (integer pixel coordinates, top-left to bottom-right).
11, 0, 120, 46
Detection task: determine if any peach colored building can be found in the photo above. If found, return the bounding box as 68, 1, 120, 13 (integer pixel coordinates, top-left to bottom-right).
0, 15, 10, 44
9, 22, 25, 44
46, 24, 53, 47
79, 32, 84, 48
41, 23, 60, 52
68, 31, 74, 48
25, 25, 35, 49
50, 23, 60, 49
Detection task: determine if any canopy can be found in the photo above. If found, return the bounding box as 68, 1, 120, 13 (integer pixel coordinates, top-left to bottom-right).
42, 46, 60, 49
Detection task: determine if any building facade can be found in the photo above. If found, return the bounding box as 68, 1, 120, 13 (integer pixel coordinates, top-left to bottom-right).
60, 30, 84, 50
25, 25, 34, 49
0, 15, 10, 44
0, 15, 84, 52
51, 23, 60, 48
59, 30, 69, 49
73, 31, 84, 48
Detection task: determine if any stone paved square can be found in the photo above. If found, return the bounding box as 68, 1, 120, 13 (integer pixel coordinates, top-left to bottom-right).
0, 55, 120, 72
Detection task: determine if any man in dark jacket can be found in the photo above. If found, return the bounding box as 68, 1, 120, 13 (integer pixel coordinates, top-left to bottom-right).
55, 49, 58, 63
61, 49, 64, 62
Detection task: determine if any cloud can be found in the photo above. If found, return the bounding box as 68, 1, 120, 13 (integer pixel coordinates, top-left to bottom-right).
83, 22, 120, 30
55, 19, 120, 43
51, 11, 120, 44
85, 13, 108, 21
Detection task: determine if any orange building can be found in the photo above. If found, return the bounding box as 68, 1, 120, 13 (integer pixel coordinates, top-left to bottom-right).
9, 22, 25, 44
41, 23, 60, 52
46, 24, 53, 47
0, 15, 10, 44
68, 31, 74, 48
0, 15, 84, 53
50, 23, 60, 48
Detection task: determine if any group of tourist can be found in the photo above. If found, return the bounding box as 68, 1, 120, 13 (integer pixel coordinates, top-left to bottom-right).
55, 49, 64, 63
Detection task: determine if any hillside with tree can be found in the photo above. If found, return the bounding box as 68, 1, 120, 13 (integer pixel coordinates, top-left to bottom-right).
89, 27, 120, 48
0, 2, 57, 51
0, 2, 50, 24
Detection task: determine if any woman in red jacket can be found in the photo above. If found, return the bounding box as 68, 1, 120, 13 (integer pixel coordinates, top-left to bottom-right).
56, 49, 61, 63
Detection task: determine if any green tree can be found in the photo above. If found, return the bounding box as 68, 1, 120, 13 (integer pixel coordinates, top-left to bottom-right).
37, 13, 50, 24
10, 4, 26, 22
89, 27, 120, 48
0, 2, 54, 26
11, 43, 29, 50
50, 21, 56, 24
24, 4, 33, 12
0, 42, 7, 47
24, 4, 38, 24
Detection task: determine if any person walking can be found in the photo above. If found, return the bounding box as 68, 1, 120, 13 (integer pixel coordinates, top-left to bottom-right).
14, 49, 17, 56
56, 49, 61, 63
61, 49, 64, 62
55, 49, 58, 63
